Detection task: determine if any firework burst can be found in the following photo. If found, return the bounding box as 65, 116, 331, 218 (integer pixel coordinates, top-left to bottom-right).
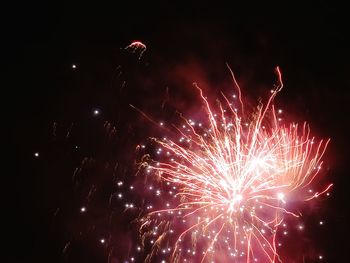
136, 66, 331, 262
125, 41, 147, 59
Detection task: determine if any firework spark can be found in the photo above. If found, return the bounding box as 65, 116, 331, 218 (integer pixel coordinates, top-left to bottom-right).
136, 66, 331, 262
125, 41, 147, 59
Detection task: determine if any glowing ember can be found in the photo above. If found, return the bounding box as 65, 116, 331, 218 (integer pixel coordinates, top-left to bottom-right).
136, 66, 331, 262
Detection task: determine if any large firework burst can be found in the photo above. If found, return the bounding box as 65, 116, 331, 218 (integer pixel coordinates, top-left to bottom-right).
136, 66, 331, 262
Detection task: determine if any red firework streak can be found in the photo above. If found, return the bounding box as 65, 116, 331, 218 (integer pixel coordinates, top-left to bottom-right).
136, 66, 332, 262
125, 41, 147, 59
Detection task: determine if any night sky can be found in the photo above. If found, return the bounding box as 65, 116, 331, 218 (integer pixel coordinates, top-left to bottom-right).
6, 2, 350, 263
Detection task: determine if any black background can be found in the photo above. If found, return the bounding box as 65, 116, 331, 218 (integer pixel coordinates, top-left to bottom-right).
6, 1, 350, 262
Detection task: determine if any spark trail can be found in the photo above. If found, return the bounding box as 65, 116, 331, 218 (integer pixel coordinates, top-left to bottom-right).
136, 66, 331, 262
125, 41, 147, 59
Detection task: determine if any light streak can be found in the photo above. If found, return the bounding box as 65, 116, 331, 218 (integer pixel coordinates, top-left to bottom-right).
125, 41, 147, 59
136, 66, 331, 262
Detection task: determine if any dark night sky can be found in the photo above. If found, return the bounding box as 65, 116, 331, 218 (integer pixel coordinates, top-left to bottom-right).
6, 1, 350, 263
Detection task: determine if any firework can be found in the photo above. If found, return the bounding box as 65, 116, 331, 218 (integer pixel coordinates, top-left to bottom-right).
136, 66, 331, 262
125, 41, 147, 59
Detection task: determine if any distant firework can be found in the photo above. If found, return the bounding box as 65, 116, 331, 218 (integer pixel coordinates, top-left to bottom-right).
125, 41, 147, 59
134, 66, 332, 262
